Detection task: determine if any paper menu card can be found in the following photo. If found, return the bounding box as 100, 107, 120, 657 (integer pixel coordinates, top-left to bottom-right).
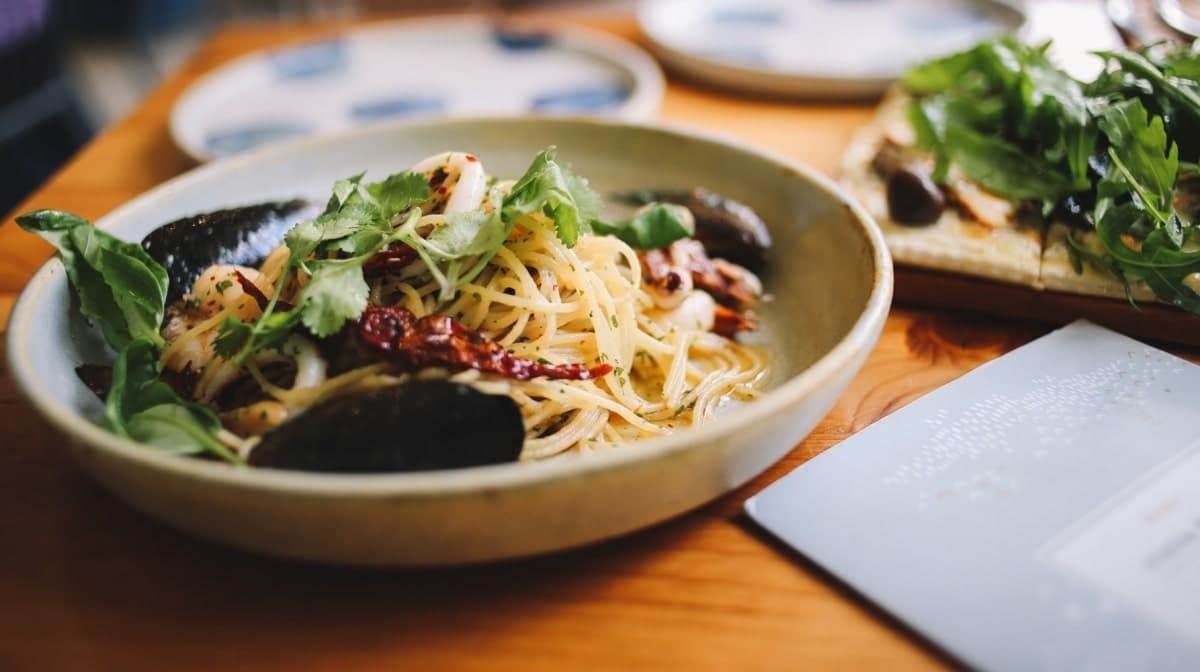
745, 321, 1200, 671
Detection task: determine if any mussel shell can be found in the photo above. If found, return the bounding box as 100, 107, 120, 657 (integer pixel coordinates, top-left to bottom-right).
620, 188, 771, 271
142, 199, 320, 304
247, 380, 525, 473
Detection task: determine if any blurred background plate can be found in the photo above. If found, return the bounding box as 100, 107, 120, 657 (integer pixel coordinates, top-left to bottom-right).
170, 15, 664, 161
638, 0, 1026, 99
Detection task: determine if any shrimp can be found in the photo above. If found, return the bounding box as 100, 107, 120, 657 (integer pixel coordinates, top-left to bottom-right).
161, 265, 273, 375
410, 151, 488, 214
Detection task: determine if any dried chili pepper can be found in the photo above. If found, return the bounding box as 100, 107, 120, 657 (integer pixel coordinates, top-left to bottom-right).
363, 245, 418, 278
357, 305, 612, 381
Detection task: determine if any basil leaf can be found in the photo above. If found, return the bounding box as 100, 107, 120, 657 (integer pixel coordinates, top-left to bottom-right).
593, 203, 694, 249
17, 210, 167, 349
105, 338, 239, 463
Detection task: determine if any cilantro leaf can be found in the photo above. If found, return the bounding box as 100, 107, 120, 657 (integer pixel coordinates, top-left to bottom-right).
212, 309, 302, 361
364, 172, 430, 218
424, 210, 507, 259
326, 172, 365, 213
566, 173, 603, 227
592, 203, 694, 249
297, 258, 371, 337
502, 147, 597, 247
286, 210, 376, 262
17, 210, 168, 349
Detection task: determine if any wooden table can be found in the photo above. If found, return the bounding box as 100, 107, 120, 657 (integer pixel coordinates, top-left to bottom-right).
1, 13, 1192, 671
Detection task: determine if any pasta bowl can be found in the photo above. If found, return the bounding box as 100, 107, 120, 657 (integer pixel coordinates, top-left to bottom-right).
7, 117, 891, 565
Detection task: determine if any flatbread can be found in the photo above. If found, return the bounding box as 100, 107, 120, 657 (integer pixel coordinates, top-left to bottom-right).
842, 91, 1158, 304
840, 91, 1044, 287
1041, 223, 1157, 301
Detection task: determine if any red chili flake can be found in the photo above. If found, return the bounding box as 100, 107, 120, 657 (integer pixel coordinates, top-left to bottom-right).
713, 305, 756, 338
234, 270, 293, 312
363, 245, 418, 278
429, 167, 448, 190
465, 155, 478, 162
357, 305, 613, 381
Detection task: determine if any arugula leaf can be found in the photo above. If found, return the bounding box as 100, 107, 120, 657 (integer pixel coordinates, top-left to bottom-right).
903, 38, 1096, 194
1098, 99, 1179, 229
1092, 201, 1200, 311
105, 338, 240, 463
901, 39, 1200, 314
17, 210, 168, 349
902, 40, 1018, 95
1098, 50, 1200, 122
502, 147, 597, 247
943, 125, 1076, 201
593, 203, 694, 249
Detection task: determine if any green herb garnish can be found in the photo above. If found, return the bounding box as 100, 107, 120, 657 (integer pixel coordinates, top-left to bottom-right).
901, 38, 1200, 312
592, 203, 694, 249
18, 210, 168, 349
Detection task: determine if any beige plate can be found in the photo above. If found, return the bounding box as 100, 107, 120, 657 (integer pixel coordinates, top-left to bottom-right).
7, 117, 892, 566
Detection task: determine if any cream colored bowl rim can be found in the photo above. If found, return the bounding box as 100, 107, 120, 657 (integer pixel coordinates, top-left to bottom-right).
7, 115, 893, 498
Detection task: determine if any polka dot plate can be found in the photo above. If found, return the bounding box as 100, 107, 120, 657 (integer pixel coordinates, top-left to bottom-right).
638, 0, 1026, 99
171, 16, 664, 161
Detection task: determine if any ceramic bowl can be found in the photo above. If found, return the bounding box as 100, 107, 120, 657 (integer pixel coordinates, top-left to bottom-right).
7, 117, 892, 565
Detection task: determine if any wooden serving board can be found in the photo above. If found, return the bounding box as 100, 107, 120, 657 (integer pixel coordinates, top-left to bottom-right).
895, 265, 1200, 347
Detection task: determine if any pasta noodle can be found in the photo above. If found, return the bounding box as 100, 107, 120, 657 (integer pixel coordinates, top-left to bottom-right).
160, 152, 768, 461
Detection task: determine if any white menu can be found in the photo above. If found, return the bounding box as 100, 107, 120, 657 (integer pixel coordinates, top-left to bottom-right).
746, 321, 1200, 671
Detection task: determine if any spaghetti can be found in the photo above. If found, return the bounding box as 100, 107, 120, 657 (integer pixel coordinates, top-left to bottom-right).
159, 150, 769, 461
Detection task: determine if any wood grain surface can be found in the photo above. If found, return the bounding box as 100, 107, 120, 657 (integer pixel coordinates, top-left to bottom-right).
1, 12, 1196, 672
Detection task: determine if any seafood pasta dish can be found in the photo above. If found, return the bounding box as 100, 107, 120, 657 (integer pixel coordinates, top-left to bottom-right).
19, 148, 771, 473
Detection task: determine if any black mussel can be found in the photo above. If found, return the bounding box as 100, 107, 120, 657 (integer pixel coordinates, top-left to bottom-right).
886, 168, 945, 225
75, 364, 113, 400
620, 188, 771, 271
74, 364, 194, 401
247, 380, 525, 473
142, 199, 320, 304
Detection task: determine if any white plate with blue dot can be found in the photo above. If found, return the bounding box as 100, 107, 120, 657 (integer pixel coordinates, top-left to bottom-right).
638, 0, 1026, 99
170, 16, 665, 162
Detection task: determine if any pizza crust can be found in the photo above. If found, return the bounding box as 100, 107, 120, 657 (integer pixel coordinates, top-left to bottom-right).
1041, 222, 1158, 302
840, 91, 1045, 288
